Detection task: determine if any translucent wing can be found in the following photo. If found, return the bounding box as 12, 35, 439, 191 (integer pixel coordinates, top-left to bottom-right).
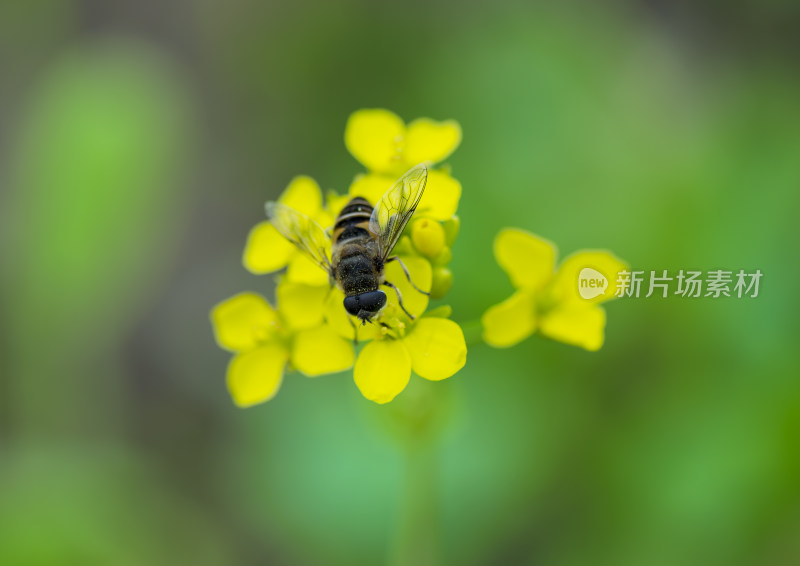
265, 201, 332, 274
369, 163, 428, 261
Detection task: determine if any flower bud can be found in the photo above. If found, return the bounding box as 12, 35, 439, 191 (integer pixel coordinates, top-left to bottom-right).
392, 235, 415, 256
432, 246, 452, 267
411, 218, 446, 259
442, 216, 460, 246
430, 267, 453, 299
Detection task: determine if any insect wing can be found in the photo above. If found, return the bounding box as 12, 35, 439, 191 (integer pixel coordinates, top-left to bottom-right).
368, 163, 428, 260
265, 201, 332, 273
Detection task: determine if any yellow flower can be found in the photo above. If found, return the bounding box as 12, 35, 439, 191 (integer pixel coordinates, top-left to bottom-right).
482, 228, 628, 351
324, 255, 466, 404
242, 176, 348, 286
213, 108, 468, 407
345, 109, 462, 222
345, 108, 461, 175
210, 290, 354, 407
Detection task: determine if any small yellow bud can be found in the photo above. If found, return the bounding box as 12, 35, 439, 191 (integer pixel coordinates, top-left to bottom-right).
442, 216, 460, 246
432, 246, 452, 266
430, 267, 453, 299
411, 218, 446, 259
423, 304, 453, 319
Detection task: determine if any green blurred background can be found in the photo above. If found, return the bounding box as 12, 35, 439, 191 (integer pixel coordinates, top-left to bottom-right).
1, 1, 799, 564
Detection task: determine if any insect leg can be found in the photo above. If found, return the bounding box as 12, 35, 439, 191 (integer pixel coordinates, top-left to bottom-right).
383, 281, 415, 320
347, 316, 359, 345
385, 256, 430, 296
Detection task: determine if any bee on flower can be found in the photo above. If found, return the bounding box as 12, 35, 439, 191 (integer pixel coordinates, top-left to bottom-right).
482, 228, 628, 351
266, 163, 466, 404
211, 110, 467, 407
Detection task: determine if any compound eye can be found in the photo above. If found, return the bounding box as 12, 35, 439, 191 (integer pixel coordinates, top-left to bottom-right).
357, 290, 387, 312
343, 295, 360, 316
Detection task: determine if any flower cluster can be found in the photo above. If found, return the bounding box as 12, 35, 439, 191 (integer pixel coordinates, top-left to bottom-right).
482, 228, 627, 351
211, 109, 467, 407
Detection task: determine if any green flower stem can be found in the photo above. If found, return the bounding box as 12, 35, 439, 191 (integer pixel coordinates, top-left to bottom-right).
390, 438, 440, 566
458, 319, 483, 346
376, 378, 449, 566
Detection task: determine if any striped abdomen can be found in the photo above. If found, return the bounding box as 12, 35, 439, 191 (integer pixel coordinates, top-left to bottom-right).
331, 197, 382, 296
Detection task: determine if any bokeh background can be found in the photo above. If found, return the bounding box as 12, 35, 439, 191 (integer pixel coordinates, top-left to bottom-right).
2, 1, 799, 565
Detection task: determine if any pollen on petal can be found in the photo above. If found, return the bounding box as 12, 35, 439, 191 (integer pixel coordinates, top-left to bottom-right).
353, 339, 411, 404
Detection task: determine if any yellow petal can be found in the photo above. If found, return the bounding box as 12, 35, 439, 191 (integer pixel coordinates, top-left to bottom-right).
539, 305, 606, 351
354, 339, 411, 404
324, 287, 355, 339
417, 170, 461, 220
348, 173, 394, 206
402, 118, 462, 165
548, 250, 629, 307
404, 318, 466, 381
344, 109, 405, 173
481, 291, 536, 348
291, 325, 354, 376
423, 304, 453, 319
286, 252, 330, 286
314, 209, 336, 232
494, 228, 556, 291
242, 221, 295, 274
279, 176, 323, 217
211, 292, 279, 352
323, 287, 382, 342
227, 342, 288, 407
325, 190, 352, 220
276, 282, 328, 330
382, 255, 432, 323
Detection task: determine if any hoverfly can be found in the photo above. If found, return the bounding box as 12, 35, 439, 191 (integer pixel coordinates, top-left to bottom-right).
266, 163, 430, 326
